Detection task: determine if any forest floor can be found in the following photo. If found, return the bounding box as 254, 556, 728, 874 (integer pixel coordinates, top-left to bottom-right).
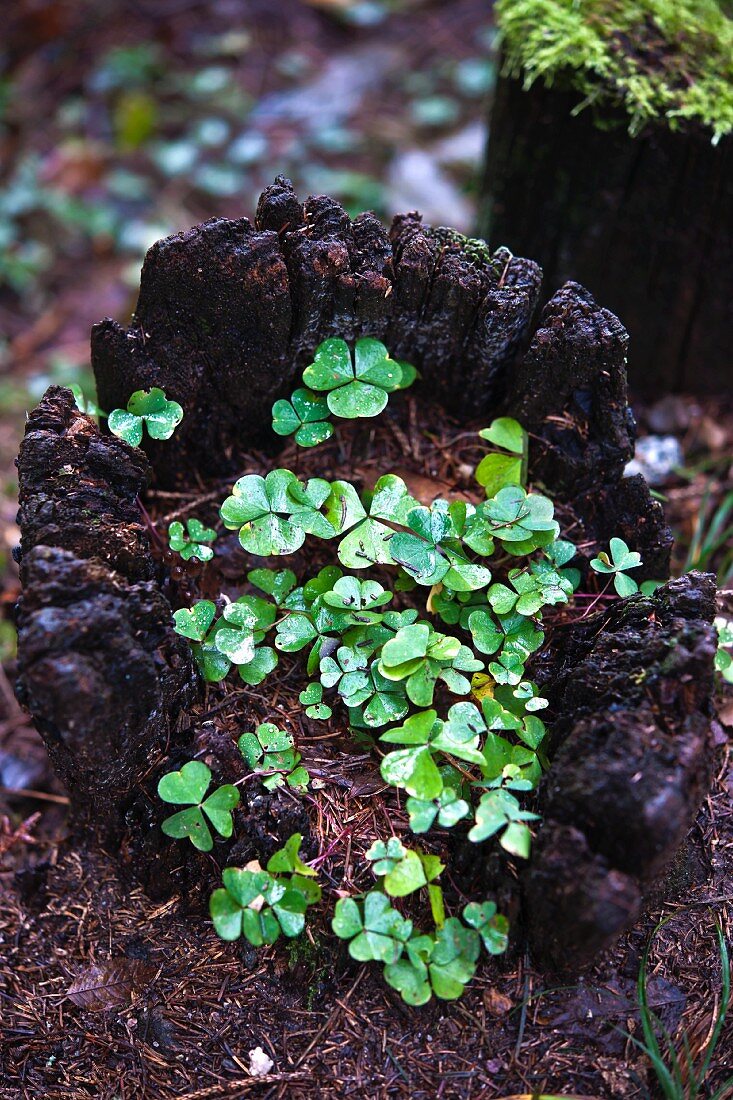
2, 1, 733, 1098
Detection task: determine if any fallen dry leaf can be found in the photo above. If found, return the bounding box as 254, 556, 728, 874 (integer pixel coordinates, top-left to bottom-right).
66, 958, 155, 1011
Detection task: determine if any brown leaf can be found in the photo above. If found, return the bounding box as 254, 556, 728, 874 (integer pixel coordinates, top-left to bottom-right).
483, 988, 513, 1016
66, 958, 155, 1011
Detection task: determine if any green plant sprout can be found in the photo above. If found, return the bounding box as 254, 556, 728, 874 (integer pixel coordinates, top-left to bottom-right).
333, 841, 508, 1005
272, 337, 417, 446
168, 518, 217, 562
715, 617, 733, 684
210, 834, 321, 944
590, 536, 643, 595
157, 761, 239, 852
108, 387, 183, 447
69, 383, 106, 419
238, 722, 309, 790
474, 417, 528, 497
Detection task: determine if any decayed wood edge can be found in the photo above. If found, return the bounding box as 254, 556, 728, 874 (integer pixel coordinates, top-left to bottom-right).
524, 571, 718, 969
91, 175, 542, 487
15, 182, 714, 965
14, 387, 198, 835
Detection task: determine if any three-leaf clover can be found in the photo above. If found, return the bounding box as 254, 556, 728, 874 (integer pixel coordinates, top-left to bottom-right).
299, 682, 333, 720
475, 418, 528, 497
484, 487, 559, 555
383, 918, 480, 1005
168, 518, 217, 562
332, 892, 413, 963
220, 470, 335, 557
108, 387, 183, 447
335, 475, 417, 569
462, 901, 509, 955
210, 845, 320, 945
715, 616, 733, 684
158, 761, 239, 852
302, 337, 403, 419
468, 788, 539, 857
366, 840, 444, 898
272, 387, 334, 447
590, 537, 643, 596
238, 723, 309, 791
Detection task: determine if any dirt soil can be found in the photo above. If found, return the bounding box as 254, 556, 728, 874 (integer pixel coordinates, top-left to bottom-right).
2, 398, 733, 1100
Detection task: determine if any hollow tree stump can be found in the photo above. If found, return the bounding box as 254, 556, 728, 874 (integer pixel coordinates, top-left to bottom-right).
479, 0, 733, 395
15, 179, 718, 968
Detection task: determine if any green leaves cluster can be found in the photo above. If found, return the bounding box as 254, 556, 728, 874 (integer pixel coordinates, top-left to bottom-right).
168, 517, 217, 562
108, 387, 183, 447
172, 594, 278, 686
332, 841, 508, 1005
715, 616, 733, 684
238, 723, 309, 791
210, 834, 321, 945
272, 338, 416, 447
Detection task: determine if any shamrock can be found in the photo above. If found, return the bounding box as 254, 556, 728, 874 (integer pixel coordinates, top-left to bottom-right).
220, 470, 335, 556
321, 576, 392, 618
378, 623, 483, 706
319, 645, 370, 702
238, 723, 309, 791
158, 761, 239, 852
335, 475, 417, 569
248, 567, 298, 606
590, 537, 643, 596
366, 840, 444, 898
210, 862, 318, 944
462, 901, 510, 955
302, 337, 404, 419
391, 502, 491, 591
383, 918, 481, 1005
108, 387, 183, 447
168, 518, 217, 562
272, 387, 334, 447
331, 892, 413, 963
406, 784, 471, 834
299, 682, 333, 720
475, 417, 528, 497
344, 661, 409, 728
468, 788, 539, 857
483, 487, 559, 555
173, 600, 217, 641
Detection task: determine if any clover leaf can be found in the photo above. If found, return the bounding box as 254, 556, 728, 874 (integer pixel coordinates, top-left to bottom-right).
391, 501, 492, 591
210, 849, 320, 945
158, 761, 239, 852
220, 470, 336, 557
345, 661, 409, 728
238, 723, 309, 791
173, 599, 217, 641
378, 623, 482, 706
590, 537, 643, 596
302, 337, 404, 419
108, 387, 183, 447
332, 892, 413, 963
484, 487, 559, 555
475, 417, 528, 497
299, 682, 333, 720
462, 901, 509, 955
384, 918, 480, 1004
272, 387, 334, 447
366, 843, 444, 898
406, 785, 471, 834
468, 788, 539, 857
335, 475, 417, 569
248, 567, 298, 605
169, 518, 217, 562
715, 617, 733, 684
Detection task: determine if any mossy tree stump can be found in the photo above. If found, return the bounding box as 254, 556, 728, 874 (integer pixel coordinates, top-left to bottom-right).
15, 179, 718, 970
480, 0, 733, 395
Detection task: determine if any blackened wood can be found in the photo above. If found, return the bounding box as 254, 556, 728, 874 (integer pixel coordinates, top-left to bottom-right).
92, 177, 541, 487
14, 388, 197, 835
481, 74, 733, 395
526, 572, 718, 969
507, 282, 673, 580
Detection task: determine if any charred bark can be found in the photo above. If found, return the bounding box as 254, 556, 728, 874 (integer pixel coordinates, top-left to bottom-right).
481, 74, 733, 395
92, 176, 541, 487
526, 572, 718, 969
14, 388, 197, 836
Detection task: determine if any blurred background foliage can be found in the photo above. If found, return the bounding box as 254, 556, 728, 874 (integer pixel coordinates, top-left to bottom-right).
0, 0, 496, 660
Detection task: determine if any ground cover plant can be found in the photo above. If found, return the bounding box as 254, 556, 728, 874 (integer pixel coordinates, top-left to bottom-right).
121, 333, 671, 1008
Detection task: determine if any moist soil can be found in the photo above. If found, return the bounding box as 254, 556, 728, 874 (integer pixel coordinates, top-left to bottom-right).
2, 397, 733, 1099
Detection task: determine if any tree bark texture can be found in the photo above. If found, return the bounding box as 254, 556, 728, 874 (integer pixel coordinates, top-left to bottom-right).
480, 74, 733, 395
15, 180, 718, 966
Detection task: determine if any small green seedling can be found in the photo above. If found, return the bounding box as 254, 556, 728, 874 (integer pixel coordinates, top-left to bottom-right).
70, 383, 105, 419
475, 417, 528, 497
209, 834, 321, 944
238, 722, 309, 790
158, 761, 239, 852
590, 537, 643, 595
168, 518, 217, 562
108, 387, 183, 447
272, 387, 334, 447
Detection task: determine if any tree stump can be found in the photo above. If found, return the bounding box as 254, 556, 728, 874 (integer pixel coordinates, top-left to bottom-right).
479, 1, 733, 395
15, 178, 718, 969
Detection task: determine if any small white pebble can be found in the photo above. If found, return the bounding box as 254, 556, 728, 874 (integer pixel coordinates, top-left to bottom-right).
248, 1046, 274, 1077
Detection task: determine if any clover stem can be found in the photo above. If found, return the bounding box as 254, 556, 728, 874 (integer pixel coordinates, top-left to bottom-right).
136, 495, 165, 552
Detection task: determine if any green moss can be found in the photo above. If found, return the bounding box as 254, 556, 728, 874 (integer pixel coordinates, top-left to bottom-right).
496, 0, 733, 141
